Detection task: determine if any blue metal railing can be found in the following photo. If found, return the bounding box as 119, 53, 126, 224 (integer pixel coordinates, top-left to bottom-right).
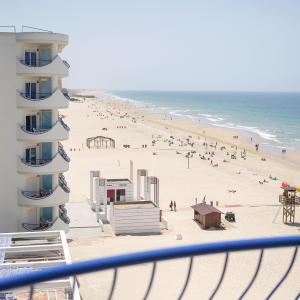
0, 235, 299, 299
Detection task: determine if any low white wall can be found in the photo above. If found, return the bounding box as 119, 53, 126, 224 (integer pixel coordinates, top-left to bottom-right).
111, 206, 160, 235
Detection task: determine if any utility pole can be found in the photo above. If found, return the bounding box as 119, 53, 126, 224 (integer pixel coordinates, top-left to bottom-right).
186, 152, 191, 169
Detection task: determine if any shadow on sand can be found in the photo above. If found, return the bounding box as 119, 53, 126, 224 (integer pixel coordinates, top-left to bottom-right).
193, 219, 227, 230
116, 232, 162, 237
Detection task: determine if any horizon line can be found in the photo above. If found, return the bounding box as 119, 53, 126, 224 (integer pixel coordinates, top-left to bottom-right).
67, 88, 300, 94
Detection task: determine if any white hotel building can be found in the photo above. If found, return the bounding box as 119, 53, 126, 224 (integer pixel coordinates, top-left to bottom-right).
0, 28, 71, 232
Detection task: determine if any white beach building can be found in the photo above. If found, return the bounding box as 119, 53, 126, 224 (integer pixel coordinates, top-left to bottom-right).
89, 164, 164, 234
0, 27, 71, 232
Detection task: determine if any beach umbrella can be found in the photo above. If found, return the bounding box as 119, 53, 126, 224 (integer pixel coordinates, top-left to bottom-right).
296, 186, 300, 193
282, 182, 289, 187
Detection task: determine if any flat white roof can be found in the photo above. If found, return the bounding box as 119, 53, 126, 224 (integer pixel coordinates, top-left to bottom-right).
114, 201, 157, 209
0, 231, 79, 299
106, 178, 132, 183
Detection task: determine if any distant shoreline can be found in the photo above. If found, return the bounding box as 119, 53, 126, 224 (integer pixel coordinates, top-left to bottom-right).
106, 90, 300, 167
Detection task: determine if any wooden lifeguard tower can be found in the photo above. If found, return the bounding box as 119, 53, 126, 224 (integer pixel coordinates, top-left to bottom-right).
279, 186, 296, 224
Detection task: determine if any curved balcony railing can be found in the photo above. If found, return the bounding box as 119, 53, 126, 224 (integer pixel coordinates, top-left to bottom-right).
59, 175, 70, 193
0, 235, 299, 299
22, 217, 59, 232
19, 125, 48, 135
18, 185, 69, 208
59, 173, 66, 181
19, 91, 52, 100
58, 142, 70, 162
16, 89, 69, 109
17, 55, 69, 77
18, 58, 53, 67
59, 210, 70, 224
18, 56, 70, 68
63, 92, 71, 100
63, 60, 70, 68
21, 189, 52, 199
59, 204, 67, 213
22, 119, 69, 135
59, 117, 70, 131
20, 158, 51, 167
18, 89, 70, 101
21, 152, 70, 167
21, 182, 70, 201
18, 118, 69, 141
59, 201, 70, 224
18, 152, 69, 174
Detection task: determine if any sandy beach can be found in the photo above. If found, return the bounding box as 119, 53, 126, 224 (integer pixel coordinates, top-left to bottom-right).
63, 92, 300, 299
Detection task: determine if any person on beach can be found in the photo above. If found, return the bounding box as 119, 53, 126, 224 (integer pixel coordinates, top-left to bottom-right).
174, 201, 177, 212
170, 201, 173, 211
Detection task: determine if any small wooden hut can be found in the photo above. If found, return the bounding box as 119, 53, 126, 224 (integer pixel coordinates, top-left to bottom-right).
191, 203, 223, 229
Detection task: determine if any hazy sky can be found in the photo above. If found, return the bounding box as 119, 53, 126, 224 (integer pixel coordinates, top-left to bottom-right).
1, 1, 300, 91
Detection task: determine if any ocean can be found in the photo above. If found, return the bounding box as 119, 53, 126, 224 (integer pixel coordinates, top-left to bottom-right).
110, 91, 300, 155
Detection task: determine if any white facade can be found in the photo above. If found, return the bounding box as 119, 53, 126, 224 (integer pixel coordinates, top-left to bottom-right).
100, 179, 134, 203
89, 171, 134, 208
110, 201, 161, 235
0, 30, 70, 232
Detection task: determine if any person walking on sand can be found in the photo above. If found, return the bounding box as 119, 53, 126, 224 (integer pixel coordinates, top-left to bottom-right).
170, 201, 173, 211
174, 201, 177, 212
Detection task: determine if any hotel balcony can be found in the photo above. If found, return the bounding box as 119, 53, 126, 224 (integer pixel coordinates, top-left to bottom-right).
17, 118, 70, 142
16, 88, 69, 109
16, 55, 69, 77
18, 151, 69, 175
18, 182, 69, 208
21, 216, 69, 232
16, 31, 68, 46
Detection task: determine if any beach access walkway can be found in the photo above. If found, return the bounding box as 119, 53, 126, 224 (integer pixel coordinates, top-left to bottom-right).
67, 202, 99, 228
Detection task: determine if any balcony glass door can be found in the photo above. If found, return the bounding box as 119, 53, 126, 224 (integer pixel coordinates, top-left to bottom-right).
25, 147, 37, 164
41, 142, 52, 163
39, 48, 51, 66
25, 82, 37, 99
39, 80, 51, 99
40, 110, 52, 129
41, 207, 53, 222
25, 115, 37, 131
41, 175, 52, 193
25, 51, 37, 66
